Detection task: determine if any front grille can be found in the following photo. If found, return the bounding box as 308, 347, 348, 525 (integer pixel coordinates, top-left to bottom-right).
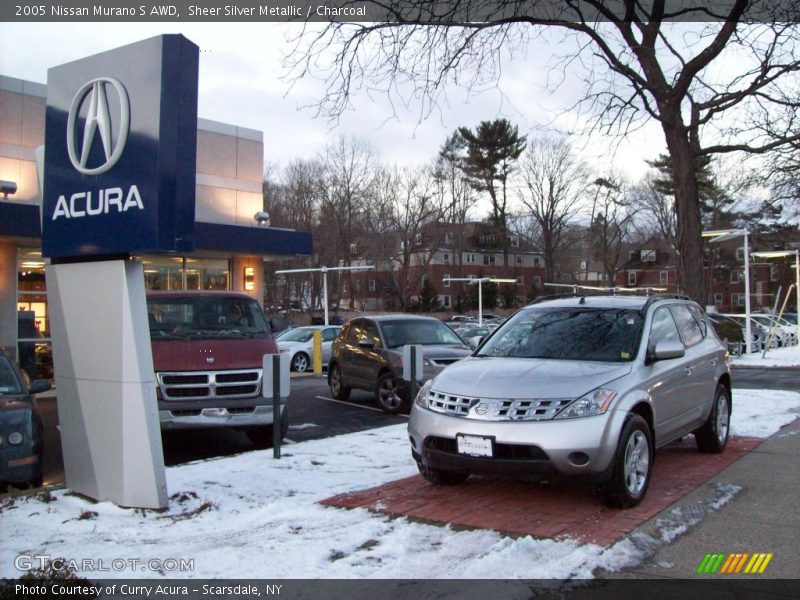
170, 409, 201, 417
158, 369, 262, 401
216, 372, 259, 383
427, 390, 572, 421
429, 357, 462, 366
425, 436, 549, 460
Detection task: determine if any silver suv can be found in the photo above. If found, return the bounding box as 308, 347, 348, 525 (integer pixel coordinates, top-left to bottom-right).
408, 295, 732, 508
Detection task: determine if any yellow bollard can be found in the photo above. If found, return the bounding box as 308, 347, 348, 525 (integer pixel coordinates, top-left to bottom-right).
313, 329, 323, 375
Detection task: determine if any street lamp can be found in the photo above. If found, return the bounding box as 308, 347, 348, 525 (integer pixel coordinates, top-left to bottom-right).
274, 265, 375, 325
703, 229, 751, 354
751, 249, 800, 343
442, 276, 517, 325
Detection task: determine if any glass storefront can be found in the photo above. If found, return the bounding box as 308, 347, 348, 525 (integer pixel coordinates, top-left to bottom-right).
141, 257, 230, 291
17, 248, 52, 380
16, 253, 232, 380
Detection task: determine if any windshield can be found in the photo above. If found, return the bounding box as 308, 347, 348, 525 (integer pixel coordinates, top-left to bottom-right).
380, 319, 466, 348
277, 328, 315, 342
477, 307, 644, 362
0, 356, 22, 394
147, 296, 270, 340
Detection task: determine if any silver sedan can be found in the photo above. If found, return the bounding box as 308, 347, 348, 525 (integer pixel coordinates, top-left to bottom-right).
276, 326, 341, 373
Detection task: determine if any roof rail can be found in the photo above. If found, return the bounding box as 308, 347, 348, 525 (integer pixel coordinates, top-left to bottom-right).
543, 282, 671, 296
641, 293, 693, 312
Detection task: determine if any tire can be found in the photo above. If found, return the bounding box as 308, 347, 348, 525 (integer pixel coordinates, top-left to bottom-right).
329, 363, 351, 401
375, 372, 410, 414
695, 385, 731, 454
246, 406, 289, 449
597, 414, 653, 509
416, 460, 469, 485
291, 352, 310, 373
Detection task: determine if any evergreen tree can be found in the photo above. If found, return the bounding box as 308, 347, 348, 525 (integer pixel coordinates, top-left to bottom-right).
418, 277, 441, 312
457, 119, 526, 266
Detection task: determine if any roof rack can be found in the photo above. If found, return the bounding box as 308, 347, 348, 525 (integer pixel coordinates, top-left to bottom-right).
543, 283, 670, 296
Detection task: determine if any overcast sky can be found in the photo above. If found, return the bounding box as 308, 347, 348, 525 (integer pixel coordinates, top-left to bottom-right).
1, 23, 666, 183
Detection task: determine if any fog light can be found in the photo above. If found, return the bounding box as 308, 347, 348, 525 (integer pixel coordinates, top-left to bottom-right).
567, 451, 590, 467
8, 432, 23, 445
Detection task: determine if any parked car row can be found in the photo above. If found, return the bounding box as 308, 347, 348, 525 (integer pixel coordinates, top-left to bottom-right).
7, 291, 738, 512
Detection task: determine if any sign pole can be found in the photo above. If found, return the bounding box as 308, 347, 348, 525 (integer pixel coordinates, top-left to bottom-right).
272, 354, 281, 459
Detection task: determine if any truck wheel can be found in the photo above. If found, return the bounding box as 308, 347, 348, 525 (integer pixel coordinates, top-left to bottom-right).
246, 407, 289, 449
416, 460, 469, 485
597, 414, 653, 509
694, 385, 730, 453
329, 364, 351, 400
375, 372, 410, 414
291, 352, 310, 373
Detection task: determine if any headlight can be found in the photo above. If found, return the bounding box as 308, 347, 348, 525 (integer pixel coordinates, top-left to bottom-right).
555, 388, 617, 419
7, 432, 24, 445
415, 379, 433, 408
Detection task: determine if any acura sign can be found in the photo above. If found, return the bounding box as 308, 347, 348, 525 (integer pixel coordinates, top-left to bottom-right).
66, 77, 130, 175
43, 35, 198, 259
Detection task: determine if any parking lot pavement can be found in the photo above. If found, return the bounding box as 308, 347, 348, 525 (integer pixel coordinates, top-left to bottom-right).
599, 417, 800, 579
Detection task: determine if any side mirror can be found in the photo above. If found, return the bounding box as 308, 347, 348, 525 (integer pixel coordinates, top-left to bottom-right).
651, 339, 685, 362
469, 337, 484, 350
29, 379, 52, 394
358, 340, 376, 349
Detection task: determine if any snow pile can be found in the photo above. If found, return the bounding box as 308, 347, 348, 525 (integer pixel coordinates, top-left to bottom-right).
0, 390, 797, 580
732, 343, 800, 367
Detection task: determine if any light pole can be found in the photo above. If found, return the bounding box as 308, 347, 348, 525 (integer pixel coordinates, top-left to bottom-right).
442, 276, 517, 325
751, 249, 800, 344
703, 229, 751, 354
275, 265, 374, 325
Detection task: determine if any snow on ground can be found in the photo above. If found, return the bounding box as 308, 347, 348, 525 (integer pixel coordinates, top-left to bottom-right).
1, 389, 798, 580
732, 343, 800, 367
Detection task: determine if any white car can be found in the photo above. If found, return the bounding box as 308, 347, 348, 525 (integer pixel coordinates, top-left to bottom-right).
276, 326, 342, 372
751, 314, 797, 346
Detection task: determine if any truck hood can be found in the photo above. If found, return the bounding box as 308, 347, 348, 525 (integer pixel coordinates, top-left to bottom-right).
151, 338, 276, 372
430, 356, 632, 399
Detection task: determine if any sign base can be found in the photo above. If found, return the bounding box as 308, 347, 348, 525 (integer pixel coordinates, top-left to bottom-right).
46, 260, 167, 509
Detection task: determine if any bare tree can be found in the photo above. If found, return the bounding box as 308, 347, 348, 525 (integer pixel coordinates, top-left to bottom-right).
287, 1, 800, 303
589, 177, 636, 284
519, 137, 590, 284
318, 135, 378, 305
433, 132, 476, 281
369, 167, 447, 309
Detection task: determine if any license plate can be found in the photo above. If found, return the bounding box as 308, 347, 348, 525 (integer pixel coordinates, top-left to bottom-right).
457, 434, 493, 457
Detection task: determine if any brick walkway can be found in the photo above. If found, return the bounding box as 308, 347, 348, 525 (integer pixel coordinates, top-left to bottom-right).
322, 435, 761, 546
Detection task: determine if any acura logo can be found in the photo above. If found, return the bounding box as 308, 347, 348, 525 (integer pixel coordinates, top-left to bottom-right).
66, 77, 130, 175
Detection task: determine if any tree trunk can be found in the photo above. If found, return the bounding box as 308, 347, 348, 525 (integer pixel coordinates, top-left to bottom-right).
662, 126, 705, 304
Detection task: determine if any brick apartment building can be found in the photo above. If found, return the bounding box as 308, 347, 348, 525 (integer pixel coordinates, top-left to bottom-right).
339, 222, 547, 312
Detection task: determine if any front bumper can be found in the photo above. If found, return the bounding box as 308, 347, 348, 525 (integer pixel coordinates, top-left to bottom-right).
408, 405, 626, 478
0, 450, 42, 483
159, 400, 287, 430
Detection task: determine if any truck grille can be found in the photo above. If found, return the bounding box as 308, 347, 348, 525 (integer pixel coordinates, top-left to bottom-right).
427, 390, 572, 421
157, 369, 262, 401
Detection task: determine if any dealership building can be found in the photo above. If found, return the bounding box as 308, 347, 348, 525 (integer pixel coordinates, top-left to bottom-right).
0, 74, 312, 378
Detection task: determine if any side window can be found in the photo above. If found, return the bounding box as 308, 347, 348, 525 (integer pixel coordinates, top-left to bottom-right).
362, 321, 382, 347
344, 321, 362, 343
687, 304, 708, 338
322, 328, 338, 342
648, 307, 681, 350
670, 305, 704, 348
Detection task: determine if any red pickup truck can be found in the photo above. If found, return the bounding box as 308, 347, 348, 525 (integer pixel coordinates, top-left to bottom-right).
146, 291, 287, 447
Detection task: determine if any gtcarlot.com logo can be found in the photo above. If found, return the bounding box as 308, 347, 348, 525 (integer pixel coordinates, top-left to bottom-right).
697, 552, 773, 575
15, 555, 194, 574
